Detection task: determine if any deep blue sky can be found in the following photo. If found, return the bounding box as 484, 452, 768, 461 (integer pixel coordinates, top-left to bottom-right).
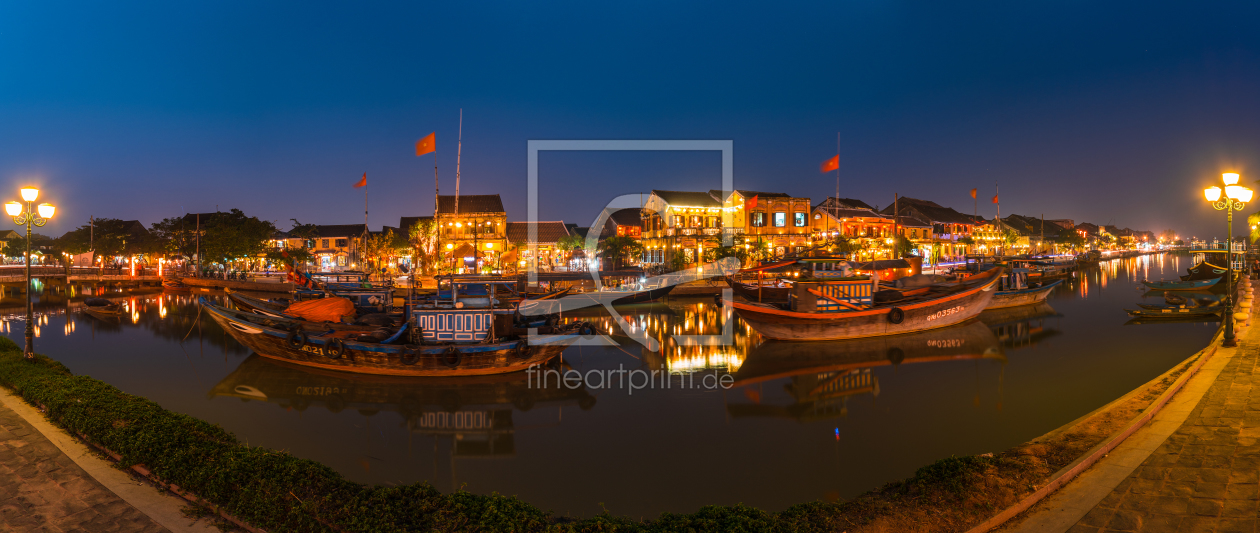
2, 1, 1259, 240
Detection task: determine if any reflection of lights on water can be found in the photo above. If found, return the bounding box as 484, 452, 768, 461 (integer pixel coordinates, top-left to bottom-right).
667, 352, 744, 373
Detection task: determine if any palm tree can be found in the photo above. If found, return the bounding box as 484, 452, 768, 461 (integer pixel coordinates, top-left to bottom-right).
598, 236, 644, 271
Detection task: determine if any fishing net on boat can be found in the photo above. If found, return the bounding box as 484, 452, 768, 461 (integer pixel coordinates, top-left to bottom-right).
285, 297, 356, 323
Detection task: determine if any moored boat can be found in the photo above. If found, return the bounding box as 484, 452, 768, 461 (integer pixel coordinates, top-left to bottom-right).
986, 268, 1062, 309
730, 266, 1002, 341
201, 297, 588, 377
1124, 307, 1222, 320
82, 297, 124, 320
1141, 277, 1222, 291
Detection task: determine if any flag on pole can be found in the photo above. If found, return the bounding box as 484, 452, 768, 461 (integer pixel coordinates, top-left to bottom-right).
416, 132, 435, 156
747, 195, 758, 209
970, 188, 977, 199
820, 155, 839, 173
353, 173, 366, 188
991, 194, 999, 204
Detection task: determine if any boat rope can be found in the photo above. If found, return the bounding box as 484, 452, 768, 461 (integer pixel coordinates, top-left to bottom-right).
181, 303, 204, 343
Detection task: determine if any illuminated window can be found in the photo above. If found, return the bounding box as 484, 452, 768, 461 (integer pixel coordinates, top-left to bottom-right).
794, 213, 806, 227
773, 212, 786, 227
335, 239, 347, 248
751, 212, 766, 227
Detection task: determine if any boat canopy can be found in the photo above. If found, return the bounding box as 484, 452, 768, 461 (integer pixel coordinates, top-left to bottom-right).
849, 259, 911, 271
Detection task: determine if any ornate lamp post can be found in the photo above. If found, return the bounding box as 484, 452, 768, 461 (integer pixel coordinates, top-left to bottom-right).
1205, 172, 1253, 347
4, 188, 55, 359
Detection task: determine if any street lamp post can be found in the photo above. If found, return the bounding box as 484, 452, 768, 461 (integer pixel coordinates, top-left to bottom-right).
1205, 172, 1253, 348
4, 188, 56, 359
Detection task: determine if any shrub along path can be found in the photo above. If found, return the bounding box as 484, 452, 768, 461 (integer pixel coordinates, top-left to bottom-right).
0, 393, 170, 532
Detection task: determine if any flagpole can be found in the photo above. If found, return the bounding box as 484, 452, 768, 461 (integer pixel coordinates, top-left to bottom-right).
455, 109, 463, 216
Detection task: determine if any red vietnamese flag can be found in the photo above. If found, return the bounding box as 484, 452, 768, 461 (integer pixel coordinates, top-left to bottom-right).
970, 188, 977, 199
820, 155, 839, 173
353, 173, 366, 188
748, 194, 758, 209
992, 194, 999, 204
415, 132, 435, 156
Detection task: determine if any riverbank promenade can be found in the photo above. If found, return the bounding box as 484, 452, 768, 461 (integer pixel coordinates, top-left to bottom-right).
0, 399, 170, 532
1047, 303, 1260, 532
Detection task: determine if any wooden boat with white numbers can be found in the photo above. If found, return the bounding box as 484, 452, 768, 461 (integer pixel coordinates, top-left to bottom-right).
731, 266, 1002, 341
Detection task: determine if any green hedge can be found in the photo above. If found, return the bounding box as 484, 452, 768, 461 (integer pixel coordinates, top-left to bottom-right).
0, 340, 985, 532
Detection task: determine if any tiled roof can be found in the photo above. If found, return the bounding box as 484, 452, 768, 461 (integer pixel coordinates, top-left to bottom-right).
708, 190, 793, 202
607, 208, 642, 227
652, 190, 722, 208
506, 221, 570, 244
437, 195, 504, 214
816, 206, 887, 220
882, 201, 976, 226
314, 224, 367, 238
398, 216, 434, 232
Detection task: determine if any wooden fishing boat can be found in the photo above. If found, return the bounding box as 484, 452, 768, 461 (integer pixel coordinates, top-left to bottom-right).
730, 266, 1002, 341
81, 297, 124, 320
1141, 277, 1222, 291
1124, 307, 1223, 319
1180, 261, 1228, 281
200, 297, 588, 377
161, 279, 190, 291
225, 288, 289, 316
986, 268, 1062, 309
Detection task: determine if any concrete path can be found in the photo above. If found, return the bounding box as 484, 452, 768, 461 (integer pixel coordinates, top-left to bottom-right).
0, 385, 220, 533
1063, 335, 1260, 533
0, 398, 172, 532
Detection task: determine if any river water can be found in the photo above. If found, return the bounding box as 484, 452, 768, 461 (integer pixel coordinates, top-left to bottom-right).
0, 253, 1219, 519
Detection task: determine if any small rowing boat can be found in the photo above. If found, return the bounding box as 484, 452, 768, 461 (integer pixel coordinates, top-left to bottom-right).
1124, 307, 1223, 319
986, 268, 1062, 309
82, 298, 124, 320
1141, 277, 1222, 291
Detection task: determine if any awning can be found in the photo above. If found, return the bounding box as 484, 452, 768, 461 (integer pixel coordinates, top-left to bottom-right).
501, 250, 518, 264
452, 243, 476, 257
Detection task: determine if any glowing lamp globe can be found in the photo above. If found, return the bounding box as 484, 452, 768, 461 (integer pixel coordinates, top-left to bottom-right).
19, 188, 38, 202
1224, 173, 1241, 185
1205, 186, 1223, 202
1225, 186, 1255, 203
4, 202, 21, 217
36, 203, 54, 219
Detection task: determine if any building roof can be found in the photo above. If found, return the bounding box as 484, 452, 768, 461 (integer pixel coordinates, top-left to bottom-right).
398, 216, 434, 232
607, 208, 642, 227
506, 221, 570, 244
652, 190, 722, 208
708, 189, 793, 202
313, 225, 367, 238
881, 199, 976, 226
814, 206, 888, 220
818, 197, 877, 210
437, 195, 505, 214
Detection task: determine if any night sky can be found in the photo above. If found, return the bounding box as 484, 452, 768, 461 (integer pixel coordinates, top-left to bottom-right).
3, 1, 1260, 240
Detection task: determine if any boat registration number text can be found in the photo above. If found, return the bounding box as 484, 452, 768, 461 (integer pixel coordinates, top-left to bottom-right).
926, 306, 964, 322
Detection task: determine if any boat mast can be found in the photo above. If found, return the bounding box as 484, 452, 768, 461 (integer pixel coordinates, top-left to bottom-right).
455, 109, 463, 216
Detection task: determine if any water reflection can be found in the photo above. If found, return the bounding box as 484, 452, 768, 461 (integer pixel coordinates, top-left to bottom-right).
211, 355, 597, 459
727, 321, 1003, 421
0, 254, 1223, 517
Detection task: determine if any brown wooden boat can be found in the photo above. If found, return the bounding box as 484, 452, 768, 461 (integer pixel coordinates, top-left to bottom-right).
82, 297, 125, 320
201, 297, 586, 377
731, 266, 1002, 341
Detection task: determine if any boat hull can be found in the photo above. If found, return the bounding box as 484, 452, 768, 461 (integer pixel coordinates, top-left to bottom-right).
986, 279, 1062, 309
731, 271, 1001, 341
202, 301, 577, 377
1141, 277, 1221, 291
725, 276, 791, 303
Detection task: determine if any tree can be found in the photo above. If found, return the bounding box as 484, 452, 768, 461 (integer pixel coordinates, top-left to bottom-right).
56, 218, 153, 266
556, 234, 586, 264
198, 210, 276, 267
407, 218, 439, 275
1055, 231, 1086, 251
149, 217, 199, 259
704, 235, 748, 270
598, 236, 643, 271
893, 235, 915, 257
362, 229, 398, 275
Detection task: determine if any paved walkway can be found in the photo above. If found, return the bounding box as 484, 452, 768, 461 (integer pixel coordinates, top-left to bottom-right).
0, 400, 171, 532
1067, 333, 1260, 533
